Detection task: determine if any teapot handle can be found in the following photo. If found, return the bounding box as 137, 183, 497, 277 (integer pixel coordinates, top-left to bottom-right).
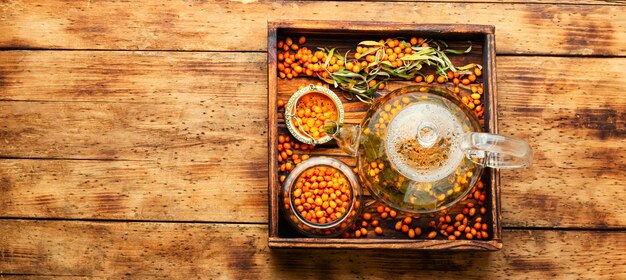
459, 133, 533, 169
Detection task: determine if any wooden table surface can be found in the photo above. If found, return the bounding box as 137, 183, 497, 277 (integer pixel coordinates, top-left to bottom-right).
1, 0, 625, 279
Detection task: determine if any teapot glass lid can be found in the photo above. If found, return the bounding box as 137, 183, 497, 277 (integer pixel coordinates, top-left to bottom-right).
385, 98, 468, 183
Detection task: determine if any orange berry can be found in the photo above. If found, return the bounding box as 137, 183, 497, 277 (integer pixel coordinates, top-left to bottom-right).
375, 227, 383, 235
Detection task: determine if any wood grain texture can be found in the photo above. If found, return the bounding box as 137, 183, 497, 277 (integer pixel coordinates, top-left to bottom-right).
497, 56, 626, 228
0, 1, 625, 55
347, 0, 626, 4
1, 220, 625, 278
267, 26, 279, 237
0, 160, 266, 222
0, 51, 267, 159
1, 51, 624, 228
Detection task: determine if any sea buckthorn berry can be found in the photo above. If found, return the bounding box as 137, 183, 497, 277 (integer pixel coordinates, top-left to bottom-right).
401, 225, 409, 233
375, 227, 383, 235
363, 213, 372, 221
291, 166, 352, 225
474, 67, 482, 76
389, 210, 397, 218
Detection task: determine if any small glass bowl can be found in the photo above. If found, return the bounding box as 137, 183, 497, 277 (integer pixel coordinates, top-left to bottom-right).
281, 157, 362, 237
284, 84, 344, 145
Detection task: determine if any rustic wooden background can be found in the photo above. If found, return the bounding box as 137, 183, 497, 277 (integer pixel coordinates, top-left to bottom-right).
0, 0, 625, 278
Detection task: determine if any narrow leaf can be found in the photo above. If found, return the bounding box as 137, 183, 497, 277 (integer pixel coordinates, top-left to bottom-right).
324, 48, 334, 69
358, 40, 384, 46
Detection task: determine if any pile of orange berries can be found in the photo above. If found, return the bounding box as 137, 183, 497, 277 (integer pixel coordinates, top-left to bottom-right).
462, 81, 485, 118
291, 166, 352, 224
354, 37, 427, 70
341, 179, 490, 240
277, 134, 313, 181
394, 216, 423, 239
277, 36, 340, 80
343, 204, 397, 238
415, 67, 484, 117
292, 92, 338, 139
277, 36, 486, 118
391, 180, 489, 240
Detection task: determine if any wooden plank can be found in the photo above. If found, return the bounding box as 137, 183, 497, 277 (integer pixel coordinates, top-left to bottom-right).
497, 56, 626, 228
0, 1, 625, 55
0, 277, 93, 279
350, 0, 626, 4
0, 51, 267, 160
1, 51, 624, 228
0, 160, 266, 223
267, 25, 279, 238
0, 101, 268, 160
1, 220, 625, 278
0, 51, 265, 103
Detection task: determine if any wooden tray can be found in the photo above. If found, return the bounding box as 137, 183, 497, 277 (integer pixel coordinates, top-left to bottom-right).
267, 21, 501, 250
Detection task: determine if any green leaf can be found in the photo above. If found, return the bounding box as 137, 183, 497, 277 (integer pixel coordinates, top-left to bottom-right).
360, 47, 381, 58
382, 65, 415, 79
355, 94, 373, 103
358, 40, 384, 46
333, 71, 366, 80
400, 54, 435, 61
456, 63, 478, 71
368, 61, 380, 68
323, 48, 335, 69
333, 51, 346, 61
445, 43, 472, 54
316, 74, 335, 85
374, 71, 390, 78
437, 52, 456, 72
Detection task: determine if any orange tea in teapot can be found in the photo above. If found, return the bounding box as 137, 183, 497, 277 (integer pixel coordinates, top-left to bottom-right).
358, 92, 480, 212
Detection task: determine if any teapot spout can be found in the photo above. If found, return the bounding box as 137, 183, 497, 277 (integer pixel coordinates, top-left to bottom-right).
322, 120, 361, 157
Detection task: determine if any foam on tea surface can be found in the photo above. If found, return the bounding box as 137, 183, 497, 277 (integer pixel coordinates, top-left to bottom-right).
385, 101, 464, 182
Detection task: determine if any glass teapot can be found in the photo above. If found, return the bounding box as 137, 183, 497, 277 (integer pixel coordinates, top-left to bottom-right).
324, 85, 532, 214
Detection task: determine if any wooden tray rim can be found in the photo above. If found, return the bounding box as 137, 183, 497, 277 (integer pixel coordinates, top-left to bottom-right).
267, 20, 501, 250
